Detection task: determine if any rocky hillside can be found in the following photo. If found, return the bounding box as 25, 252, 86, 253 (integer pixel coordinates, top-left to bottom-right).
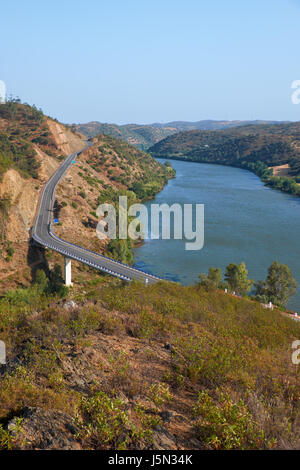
0, 102, 174, 290
0, 279, 300, 450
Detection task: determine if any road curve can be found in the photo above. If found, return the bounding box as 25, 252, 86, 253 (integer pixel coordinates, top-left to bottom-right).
32, 145, 161, 284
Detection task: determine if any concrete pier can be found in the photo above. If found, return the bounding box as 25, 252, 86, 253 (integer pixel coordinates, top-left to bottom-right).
64, 257, 73, 286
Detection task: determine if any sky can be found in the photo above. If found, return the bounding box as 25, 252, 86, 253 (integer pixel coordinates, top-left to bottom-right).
1, 0, 300, 124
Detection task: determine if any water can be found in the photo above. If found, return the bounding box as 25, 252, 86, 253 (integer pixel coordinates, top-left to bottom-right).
134, 159, 300, 311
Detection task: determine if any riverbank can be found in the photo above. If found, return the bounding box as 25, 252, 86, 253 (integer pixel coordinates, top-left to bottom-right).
153, 154, 300, 198
134, 159, 300, 311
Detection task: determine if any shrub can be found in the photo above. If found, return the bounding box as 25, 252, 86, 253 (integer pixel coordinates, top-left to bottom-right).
193, 390, 274, 449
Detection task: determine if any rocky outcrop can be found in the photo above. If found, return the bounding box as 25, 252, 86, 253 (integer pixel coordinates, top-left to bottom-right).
7, 407, 81, 450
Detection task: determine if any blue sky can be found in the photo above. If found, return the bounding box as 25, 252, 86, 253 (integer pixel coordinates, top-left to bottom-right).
1, 0, 300, 124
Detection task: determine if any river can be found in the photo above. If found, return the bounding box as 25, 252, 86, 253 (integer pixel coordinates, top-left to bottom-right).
134, 159, 300, 311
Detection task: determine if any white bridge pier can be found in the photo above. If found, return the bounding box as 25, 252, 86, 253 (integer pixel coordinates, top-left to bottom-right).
64, 257, 73, 286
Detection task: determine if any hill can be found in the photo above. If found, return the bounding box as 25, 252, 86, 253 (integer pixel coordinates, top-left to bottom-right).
70, 122, 178, 150
72, 120, 280, 151
0, 101, 174, 288
151, 119, 280, 131
1, 102, 299, 451
149, 122, 300, 196
0, 278, 299, 449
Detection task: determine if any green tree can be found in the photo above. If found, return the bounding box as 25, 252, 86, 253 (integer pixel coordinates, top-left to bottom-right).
255, 261, 298, 306
49, 264, 68, 297
198, 267, 223, 290
107, 239, 133, 265
224, 262, 254, 296
34, 269, 49, 293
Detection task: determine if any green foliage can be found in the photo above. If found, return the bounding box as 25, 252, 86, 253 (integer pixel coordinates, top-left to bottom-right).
48, 264, 68, 297
76, 391, 157, 449
198, 267, 223, 290
148, 383, 173, 408
193, 391, 273, 449
224, 262, 254, 296
106, 238, 133, 264
0, 101, 58, 179
254, 261, 298, 306
0, 132, 39, 180
71, 201, 78, 209
0, 418, 24, 450
34, 269, 49, 293
0, 277, 300, 449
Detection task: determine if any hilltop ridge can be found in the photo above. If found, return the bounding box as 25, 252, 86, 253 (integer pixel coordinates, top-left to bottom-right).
72, 119, 281, 151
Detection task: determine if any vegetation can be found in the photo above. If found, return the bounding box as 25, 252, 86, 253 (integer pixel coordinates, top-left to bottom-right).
224, 262, 254, 296
193, 391, 274, 449
0, 277, 299, 449
78, 137, 175, 263
72, 122, 178, 150
199, 260, 297, 308
73, 120, 277, 151
254, 261, 298, 307
34, 265, 68, 297
0, 100, 53, 180
90, 134, 175, 201
198, 267, 224, 290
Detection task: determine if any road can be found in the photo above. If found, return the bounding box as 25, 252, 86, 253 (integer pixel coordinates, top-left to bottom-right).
32, 146, 161, 284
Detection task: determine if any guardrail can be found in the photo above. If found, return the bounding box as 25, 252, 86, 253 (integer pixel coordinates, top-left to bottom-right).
32, 144, 161, 283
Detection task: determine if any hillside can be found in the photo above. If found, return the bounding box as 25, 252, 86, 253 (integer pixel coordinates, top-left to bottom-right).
0, 101, 174, 289
149, 122, 300, 195
72, 120, 280, 151
151, 119, 280, 131
0, 102, 299, 451
1, 279, 300, 450
70, 122, 178, 150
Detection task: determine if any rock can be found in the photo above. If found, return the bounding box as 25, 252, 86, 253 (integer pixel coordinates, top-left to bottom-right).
63, 300, 77, 310
7, 407, 81, 450
152, 425, 178, 450
159, 410, 173, 422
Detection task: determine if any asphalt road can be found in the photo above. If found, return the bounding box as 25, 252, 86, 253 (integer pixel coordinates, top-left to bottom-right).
32, 146, 161, 284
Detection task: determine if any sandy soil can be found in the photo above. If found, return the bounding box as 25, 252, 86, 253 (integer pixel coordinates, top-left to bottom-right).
269, 163, 291, 177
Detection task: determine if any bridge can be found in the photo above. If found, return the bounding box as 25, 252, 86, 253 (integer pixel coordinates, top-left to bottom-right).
32, 145, 161, 286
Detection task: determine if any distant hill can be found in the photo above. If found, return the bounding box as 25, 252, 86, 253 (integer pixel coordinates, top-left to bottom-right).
151, 119, 281, 131
72, 120, 281, 150
70, 122, 178, 150
149, 122, 300, 175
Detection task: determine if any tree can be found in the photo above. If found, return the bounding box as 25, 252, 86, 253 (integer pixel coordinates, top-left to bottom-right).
49, 264, 68, 296
34, 269, 49, 293
107, 238, 133, 265
198, 267, 223, 290
253, 279, 268, 304
224, 262, 254, 296
255, 261, 297, 306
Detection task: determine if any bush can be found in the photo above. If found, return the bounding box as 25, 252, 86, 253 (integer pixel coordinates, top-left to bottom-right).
193, 391, 274, 449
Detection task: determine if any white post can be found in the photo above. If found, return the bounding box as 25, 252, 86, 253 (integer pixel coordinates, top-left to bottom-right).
64, 257, 73, 286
